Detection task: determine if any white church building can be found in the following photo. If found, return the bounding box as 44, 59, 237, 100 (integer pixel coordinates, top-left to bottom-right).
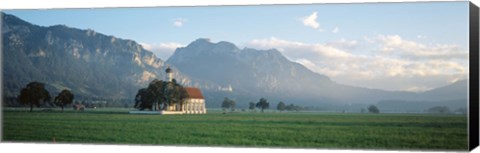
161, 86, 206, 114
181, 87, 207, 114
165, 67, 206, 114
131, 67, 207, 115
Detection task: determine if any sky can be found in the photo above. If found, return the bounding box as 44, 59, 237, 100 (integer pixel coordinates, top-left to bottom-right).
3, 1, 470, 92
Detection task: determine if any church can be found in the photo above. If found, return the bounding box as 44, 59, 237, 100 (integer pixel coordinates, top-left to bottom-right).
130, 67, 207, 115
161, 67, 207, 114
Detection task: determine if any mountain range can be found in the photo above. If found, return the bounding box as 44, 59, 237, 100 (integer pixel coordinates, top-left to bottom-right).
1, 13, 468, 112
2, 12, 177, 99
167, 38, 467, 110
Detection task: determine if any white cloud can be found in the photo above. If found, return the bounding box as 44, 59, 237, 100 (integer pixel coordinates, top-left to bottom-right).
326, 39, 358, 50
405, 86, 433, 93
249, 37, 353, 60
246, 36, 468, 92
301, 12, 320, 29
376, 35, 468, 60
140, 42, 184, 60
332, 26, 339, 33
173, 18, 187, 27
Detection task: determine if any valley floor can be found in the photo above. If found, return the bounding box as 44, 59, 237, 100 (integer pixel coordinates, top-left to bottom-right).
2, 108, 468, 151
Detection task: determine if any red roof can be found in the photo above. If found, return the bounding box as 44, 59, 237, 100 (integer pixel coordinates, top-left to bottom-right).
184, 87, 204, 99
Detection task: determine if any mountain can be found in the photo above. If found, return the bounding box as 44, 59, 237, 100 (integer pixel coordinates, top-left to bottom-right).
376, 80, 468, 113
168, 39, 351, 105
377, 99, 467, 113
1, 12, 180, 99
167, 38, 468, 109
421, 79, 468, 101
168, 38, 336, 106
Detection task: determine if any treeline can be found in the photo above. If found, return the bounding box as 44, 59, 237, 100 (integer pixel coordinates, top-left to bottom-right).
3, 81, 135, 111
71, 99, 133, 108
219, 97, 390, 115
4, 96, 134, 109
425, 106, 466, 114
221, 97, 307, 113
276, 101, 303, 112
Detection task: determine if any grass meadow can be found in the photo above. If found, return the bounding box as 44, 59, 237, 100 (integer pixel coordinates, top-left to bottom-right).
2, 108, 468, 151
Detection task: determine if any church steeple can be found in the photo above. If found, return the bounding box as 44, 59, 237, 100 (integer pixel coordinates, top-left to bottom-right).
166, 66, 173, 82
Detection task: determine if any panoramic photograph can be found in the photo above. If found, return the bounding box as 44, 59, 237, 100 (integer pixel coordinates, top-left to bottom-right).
1, 1, 470, 151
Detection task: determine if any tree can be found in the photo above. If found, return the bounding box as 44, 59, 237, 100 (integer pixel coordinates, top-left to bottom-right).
221, 97, 231, 112
277, 101, 286, 112
368, 105, 380, 114
17, 82, 51, 112
229, 100, 236, 112
134, 88, 152, 110
165, 79, 188, 111
134, 79, 166, 111
54, 89, 74, 111
148, 79, 166, 111
256, 98, 269, 113
248, 101, 255, 111
134, 79, 188, 111
221, 97, 236, 112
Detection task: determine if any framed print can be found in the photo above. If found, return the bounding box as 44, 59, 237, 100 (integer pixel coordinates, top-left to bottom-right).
1, 0, 479, 152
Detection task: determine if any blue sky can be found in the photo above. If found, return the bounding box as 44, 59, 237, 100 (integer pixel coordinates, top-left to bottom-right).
3, 1, 470, 91
5, 2, 468, 46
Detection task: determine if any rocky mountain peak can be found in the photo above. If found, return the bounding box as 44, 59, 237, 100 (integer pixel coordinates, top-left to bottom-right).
181, 38, 240, 55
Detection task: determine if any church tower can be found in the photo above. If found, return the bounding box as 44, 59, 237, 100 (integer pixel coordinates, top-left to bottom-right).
166, 66, 173, 82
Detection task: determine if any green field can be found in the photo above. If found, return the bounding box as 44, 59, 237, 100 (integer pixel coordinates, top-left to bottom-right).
2, 108, 468, 151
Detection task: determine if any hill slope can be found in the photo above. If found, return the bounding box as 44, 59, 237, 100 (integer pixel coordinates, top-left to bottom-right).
2, 13, 171, 99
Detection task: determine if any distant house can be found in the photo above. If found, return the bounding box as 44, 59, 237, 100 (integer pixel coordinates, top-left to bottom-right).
73, 104, 85, 111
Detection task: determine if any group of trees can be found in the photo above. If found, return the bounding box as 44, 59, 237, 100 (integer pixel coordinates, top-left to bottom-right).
425, 106, 467, 114
17, 81, 74, 112
223, 97, 270, 113
224, 98, 306, 113
276, 102, 303, 112
134, 79, 188, 111
367, 105, 380, 114
227, 98, 307, 113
